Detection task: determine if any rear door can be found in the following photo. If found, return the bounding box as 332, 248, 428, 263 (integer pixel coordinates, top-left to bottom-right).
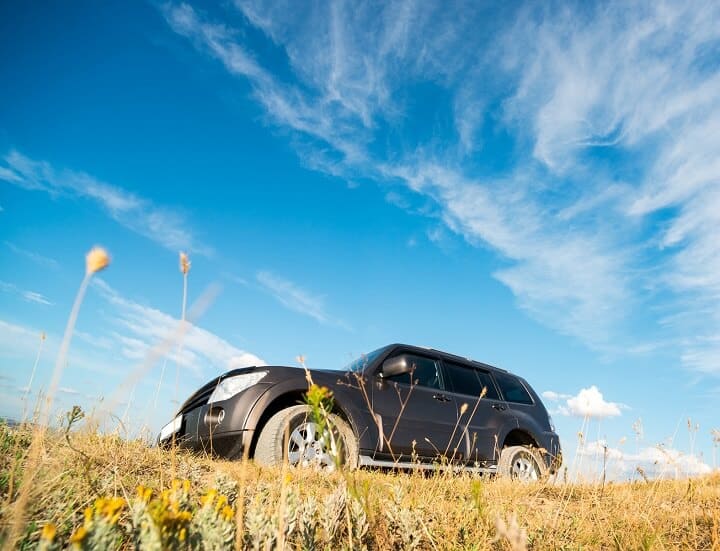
370, 350, 461, 461
442, 360, 515, 463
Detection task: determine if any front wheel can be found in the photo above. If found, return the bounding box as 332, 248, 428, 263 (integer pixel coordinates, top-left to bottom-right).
254, 405, 358, 470
497, 445, 547, 482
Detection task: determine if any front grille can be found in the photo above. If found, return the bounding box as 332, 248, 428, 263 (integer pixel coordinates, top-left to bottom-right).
181, 387, 213, 413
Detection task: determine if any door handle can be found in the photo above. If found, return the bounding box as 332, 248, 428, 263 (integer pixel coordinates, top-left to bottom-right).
432, 393, 451, 402
492, 403, 507, 411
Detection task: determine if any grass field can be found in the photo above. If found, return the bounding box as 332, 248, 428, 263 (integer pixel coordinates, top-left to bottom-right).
1, 419, 719, 550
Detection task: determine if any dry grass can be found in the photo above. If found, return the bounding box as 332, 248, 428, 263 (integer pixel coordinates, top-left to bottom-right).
1, 422, 718, 550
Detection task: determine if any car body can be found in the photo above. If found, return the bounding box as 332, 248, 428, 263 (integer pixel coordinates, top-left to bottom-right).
159, 344, 562, 477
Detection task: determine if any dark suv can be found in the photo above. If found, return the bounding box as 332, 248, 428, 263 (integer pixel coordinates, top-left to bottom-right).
159, 344, 561, 480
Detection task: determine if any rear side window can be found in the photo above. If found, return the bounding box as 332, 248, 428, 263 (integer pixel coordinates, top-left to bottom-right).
494, 372, 533, 405
443, 361, 500, 400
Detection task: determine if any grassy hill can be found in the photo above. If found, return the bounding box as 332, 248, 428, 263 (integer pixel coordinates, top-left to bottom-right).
1, 421, 718, 550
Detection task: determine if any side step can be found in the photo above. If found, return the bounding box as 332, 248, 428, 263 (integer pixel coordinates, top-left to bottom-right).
359, 455, 497, 474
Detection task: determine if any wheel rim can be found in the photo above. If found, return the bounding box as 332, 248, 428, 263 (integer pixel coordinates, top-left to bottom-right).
511, 452, 539, 481
286, 421, 339, 470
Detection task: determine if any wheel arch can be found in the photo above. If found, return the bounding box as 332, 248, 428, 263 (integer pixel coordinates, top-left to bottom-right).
502, 428, 540, 450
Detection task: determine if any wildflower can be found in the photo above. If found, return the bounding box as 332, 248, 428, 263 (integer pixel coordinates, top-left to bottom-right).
40, 523, 56, 541
85, 246, 110, 275
215, 494, 228, 512
179, 252, 191, 275
137, 485, 153, 503
69, 526, 88, 546
221, 505, 234, 522
100, 496, 125, 524
200, 489, 218, 508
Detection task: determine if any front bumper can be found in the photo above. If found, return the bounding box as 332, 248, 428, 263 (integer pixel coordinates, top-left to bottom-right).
158, 382, 271, 459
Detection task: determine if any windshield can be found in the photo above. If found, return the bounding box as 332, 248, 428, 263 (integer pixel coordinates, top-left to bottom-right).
343, 346, 390, 373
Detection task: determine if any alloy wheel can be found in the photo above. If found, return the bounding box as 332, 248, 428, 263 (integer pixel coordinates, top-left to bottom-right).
286, 421, 339, 470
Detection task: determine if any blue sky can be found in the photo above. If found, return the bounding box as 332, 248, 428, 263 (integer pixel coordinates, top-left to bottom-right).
1, 0, 719, 477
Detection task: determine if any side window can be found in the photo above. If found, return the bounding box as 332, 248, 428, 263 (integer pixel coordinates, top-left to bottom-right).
494, 372, 534, 405
443, 361, 500, 400
384, 354, 443, 390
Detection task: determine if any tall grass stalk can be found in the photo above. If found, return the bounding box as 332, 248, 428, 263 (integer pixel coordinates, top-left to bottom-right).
6, 246, 109, 548
170, 252, 191, 477
21, 331, 45, 422
151, 253, 190, 414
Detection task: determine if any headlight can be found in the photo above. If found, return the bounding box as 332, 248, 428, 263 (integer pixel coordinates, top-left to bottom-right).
208, 371, 267, 403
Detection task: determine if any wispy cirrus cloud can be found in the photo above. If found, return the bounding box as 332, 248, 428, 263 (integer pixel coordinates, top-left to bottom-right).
162, 1, 720, 373
0, 280, 53, 306
92, 278, 265, 375
0, 150, 211, 255
256, 271, 349, 329
4, 241, 60, 270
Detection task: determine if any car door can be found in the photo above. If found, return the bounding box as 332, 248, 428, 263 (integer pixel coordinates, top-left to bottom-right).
370, 351, 461, 461
442, 360, 515, 463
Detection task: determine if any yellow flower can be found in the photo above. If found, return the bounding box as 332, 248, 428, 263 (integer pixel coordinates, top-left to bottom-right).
182, 479, 191, 493
214, 494, 228, 512
221, 505, 234, 522
179, 252, 191, 275
85, 246, 110, 275
69, 526, 88, 544
179, 527, 187, 542
84, 506, 94, 524
40, 523, 57, 541
200, 489, 218, 508
137, 485, 153, 503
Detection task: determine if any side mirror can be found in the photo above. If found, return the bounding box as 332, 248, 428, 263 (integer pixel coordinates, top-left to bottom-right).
380, 355, 412, 378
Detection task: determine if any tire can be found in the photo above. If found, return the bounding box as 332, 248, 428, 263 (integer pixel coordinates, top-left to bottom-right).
497, 445, 548, 482
254, 405, 358, 470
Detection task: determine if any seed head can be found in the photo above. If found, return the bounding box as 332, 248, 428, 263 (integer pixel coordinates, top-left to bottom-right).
86, 246, 110, 275
179, 252, 191, 275
40, 332, 46, 341
460, 403, 469, 415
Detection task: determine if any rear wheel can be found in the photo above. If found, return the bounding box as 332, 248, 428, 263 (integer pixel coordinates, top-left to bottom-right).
497, 445, 547, 481
254, 405, 358, 470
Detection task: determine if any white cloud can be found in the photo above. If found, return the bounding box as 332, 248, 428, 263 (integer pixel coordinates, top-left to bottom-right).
92, 279, 265, 375
4, 241, 60, 269
541, 390, 571, 402
0, 151, 211, 255
0, 280, 53, 306
560, 386, 624, 419
256, 271, 349, 329
579, 439, 712, 478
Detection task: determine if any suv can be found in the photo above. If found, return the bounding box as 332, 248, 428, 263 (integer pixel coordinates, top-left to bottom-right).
159, 344, 561, 480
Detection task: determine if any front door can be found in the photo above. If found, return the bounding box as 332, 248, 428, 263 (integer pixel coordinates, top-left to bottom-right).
370, 351, 461, 461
